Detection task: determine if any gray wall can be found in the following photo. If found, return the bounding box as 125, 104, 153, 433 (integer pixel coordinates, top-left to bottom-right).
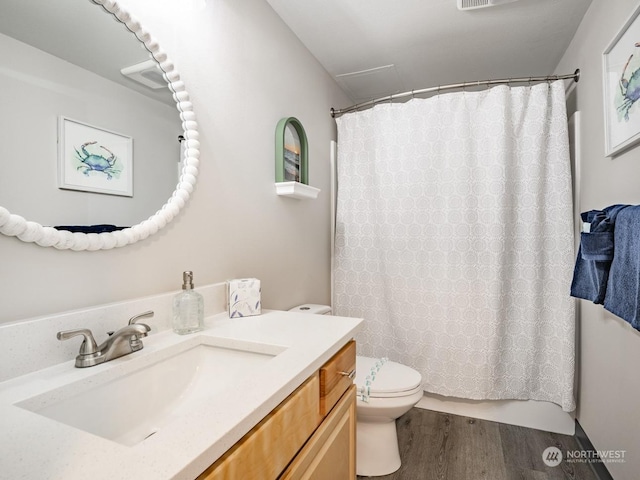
556, 1, 640, 479
0, 0, 350, 324
0, 32, 180, 227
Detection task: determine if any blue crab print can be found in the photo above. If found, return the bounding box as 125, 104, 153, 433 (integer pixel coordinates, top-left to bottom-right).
74, 141, 121, 179
617, 42, 640, 122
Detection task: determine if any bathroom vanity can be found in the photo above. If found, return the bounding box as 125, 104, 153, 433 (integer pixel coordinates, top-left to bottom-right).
198, 340, 356, 479
0, 306, 362, 479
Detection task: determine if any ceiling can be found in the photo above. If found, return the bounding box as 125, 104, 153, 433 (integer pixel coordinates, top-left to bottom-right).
266, 0, 593, 107
0, 0, 174, 106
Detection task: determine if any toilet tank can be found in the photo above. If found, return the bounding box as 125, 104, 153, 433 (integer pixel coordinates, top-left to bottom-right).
288, 304, 332, 315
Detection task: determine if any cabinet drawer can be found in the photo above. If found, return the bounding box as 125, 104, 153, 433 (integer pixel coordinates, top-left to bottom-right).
319, 340, 356, 416
198, 375, 322, 480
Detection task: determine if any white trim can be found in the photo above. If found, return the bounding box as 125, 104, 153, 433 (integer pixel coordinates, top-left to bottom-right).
274, 181, 320, 199
330, 141, 337, 310
416, 393, 575, 435
569, 111, 582, 254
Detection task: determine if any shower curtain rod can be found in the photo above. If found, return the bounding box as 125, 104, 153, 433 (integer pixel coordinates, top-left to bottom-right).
330, 68, 580, 118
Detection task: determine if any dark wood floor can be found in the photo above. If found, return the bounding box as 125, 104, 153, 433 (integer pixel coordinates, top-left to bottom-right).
358, 408, 599, 480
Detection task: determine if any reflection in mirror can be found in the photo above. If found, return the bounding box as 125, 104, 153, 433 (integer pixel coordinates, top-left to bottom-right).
0, 0, 199, 250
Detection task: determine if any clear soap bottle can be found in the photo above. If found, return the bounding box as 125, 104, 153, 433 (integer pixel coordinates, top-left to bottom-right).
172, 271, 204, 335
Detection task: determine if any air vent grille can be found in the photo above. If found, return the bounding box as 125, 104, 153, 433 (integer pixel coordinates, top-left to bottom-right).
457, 0, 520, 10
459, 0, 490, 9
120, 60, 166, 90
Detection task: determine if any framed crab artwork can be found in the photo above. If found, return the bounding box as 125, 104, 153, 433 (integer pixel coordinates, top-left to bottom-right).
58, 117, 133, 196
603, 4, 640, 157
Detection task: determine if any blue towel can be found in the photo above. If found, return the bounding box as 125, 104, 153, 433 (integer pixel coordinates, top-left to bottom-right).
53, 225, 127, 233
570, 205, 628, 304
604, 205, 640, 330
570, 252, 610, 304
580, 232, 615, 261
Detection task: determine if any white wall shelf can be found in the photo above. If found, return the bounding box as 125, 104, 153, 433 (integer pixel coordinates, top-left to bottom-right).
275, 182, 320, 200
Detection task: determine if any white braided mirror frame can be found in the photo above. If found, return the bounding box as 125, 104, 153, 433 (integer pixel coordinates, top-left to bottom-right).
0, 0, 199, 251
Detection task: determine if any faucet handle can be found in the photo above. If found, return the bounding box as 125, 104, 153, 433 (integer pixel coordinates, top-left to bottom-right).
128, 310, 154, 325
127, 312, 153, 352
57, 328, 99, 355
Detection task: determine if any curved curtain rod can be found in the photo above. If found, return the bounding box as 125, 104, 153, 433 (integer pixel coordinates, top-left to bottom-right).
330, 68, 580, 118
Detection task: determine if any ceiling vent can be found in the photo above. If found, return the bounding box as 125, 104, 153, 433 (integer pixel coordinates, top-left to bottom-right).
335, 64, 404, 103
120, 60, 166, 89
457, 0, 520, 10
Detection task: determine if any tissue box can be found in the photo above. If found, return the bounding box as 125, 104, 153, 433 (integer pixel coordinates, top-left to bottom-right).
228, 278, 261, 318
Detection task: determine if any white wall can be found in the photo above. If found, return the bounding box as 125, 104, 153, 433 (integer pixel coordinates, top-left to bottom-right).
0, 32, 180, 227
0, 0, 350, 324
556, 1, 640, 479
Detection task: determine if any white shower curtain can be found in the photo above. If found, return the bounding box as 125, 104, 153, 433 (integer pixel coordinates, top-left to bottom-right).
333, 81, 576, 412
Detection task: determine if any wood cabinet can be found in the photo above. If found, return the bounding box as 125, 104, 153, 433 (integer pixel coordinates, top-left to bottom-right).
280, 385, 356, 480
318, 340, 356, 416
197, 341, 356, 480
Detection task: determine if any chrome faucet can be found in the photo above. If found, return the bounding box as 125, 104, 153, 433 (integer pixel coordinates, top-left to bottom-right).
57, 311, 154, 368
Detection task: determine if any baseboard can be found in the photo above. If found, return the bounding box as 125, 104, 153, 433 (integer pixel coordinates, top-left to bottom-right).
415, 392, 575, 435
574, 421, 615, 480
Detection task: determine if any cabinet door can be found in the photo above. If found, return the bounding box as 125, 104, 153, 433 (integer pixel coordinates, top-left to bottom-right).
280, 385, 356, 480
198, 375, 321, 480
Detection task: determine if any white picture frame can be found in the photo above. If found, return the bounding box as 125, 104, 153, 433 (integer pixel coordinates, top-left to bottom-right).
58, 116, 133, 196
603, 5, 640, 157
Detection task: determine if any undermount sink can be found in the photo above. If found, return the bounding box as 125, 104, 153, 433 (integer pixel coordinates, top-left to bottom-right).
17, 336, 285, 446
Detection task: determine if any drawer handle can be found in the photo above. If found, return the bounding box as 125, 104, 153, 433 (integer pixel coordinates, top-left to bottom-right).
339, 369, 356, 380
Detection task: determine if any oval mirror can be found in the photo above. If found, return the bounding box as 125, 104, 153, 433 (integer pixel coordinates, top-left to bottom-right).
0, 0, 199, 250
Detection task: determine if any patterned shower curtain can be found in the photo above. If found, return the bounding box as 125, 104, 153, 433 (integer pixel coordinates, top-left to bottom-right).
333, 81, 575, 411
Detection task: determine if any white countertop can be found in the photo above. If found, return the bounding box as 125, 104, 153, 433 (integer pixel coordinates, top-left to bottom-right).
0, 310, 362, 480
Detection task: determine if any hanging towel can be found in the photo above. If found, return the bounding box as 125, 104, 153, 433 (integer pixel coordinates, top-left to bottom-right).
604, 205, 640, 330
570, 205, 629, 304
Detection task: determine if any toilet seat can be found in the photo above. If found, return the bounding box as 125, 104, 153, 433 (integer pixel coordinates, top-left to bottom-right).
356, 355, 422, 398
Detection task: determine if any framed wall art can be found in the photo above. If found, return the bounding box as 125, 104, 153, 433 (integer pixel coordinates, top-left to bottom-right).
58, 116, 133, 196
603, 5, 640, 157
275, 117, 308, 184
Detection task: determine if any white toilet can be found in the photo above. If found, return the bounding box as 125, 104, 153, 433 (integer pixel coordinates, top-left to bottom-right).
289, 304, 423, 477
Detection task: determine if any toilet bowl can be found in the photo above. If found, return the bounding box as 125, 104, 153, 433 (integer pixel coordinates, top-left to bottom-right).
289, 304, 424, 477
355, 355, 423, 476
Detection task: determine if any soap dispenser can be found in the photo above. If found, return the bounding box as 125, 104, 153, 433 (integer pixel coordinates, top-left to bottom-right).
172, 271, 204, 335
